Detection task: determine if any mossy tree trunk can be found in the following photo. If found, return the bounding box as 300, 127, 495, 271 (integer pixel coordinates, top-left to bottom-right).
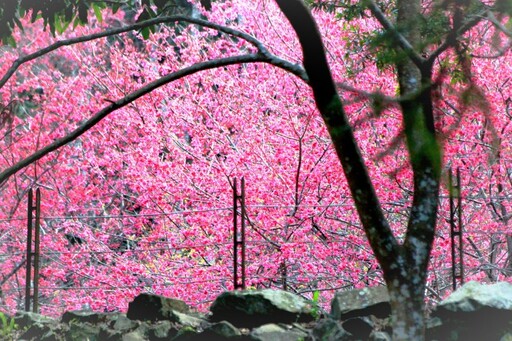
276, 1, 442, 339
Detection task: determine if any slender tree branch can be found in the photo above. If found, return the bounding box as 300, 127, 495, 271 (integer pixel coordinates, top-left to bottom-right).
486, 11, 512, 37
0, 53, 307, 186
0, 258, 26, 286
366, 0, 425, 68
336, 82, 396, 102
0, 14, 305, 90
427, 7, 488, 65
336, 81, 440, 107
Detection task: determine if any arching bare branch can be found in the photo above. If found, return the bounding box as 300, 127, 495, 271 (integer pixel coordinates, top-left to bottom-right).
0, 53, 307, 186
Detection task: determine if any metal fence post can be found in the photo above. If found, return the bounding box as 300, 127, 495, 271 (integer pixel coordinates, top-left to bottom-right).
25, 188, 41, 313
449, 168, 464, 290
33, 188, 41, 313
25, 189, 33, 312
233, 177, 246, 290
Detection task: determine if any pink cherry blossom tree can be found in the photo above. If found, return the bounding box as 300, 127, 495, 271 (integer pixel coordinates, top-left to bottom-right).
0, 0, 511, 339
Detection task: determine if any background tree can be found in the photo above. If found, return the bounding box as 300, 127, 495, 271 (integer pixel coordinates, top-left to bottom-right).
0, 0, 511, 340
0, 0, 384, 315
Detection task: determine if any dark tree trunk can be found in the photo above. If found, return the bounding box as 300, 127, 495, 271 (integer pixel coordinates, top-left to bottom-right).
275, 1, 441, 340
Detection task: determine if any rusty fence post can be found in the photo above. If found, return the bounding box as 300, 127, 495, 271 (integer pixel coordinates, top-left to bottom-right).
25, 189, 33, 312
449, 168, 464, 290
25, 188, 41, 313
33, 188, 41, 313
233, 178, 246, 290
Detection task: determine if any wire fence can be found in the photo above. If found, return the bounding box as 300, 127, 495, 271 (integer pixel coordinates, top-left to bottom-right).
1, 190, 512, 317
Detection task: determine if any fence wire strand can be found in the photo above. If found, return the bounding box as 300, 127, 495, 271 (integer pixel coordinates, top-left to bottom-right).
2, 188, 512, 316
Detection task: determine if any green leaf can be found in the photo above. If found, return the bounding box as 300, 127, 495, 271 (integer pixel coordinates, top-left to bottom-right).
78, 2, 89, 24
200, 0, 212, 10
64, 5, 73, 22
59, 17, 71, 34
13, 16, 24, 31
141, 26, 151, 39
146, 6, 158, 18
92, 3, 103, 23
0, 312, 18, 337
54, 14, 72, 35
30, 9, 38, 23
2, 35, 16, 48
72, 16, 82, 29
0, 312, 7, 328
136, 7, 157, 39
312, 290, 319, 302
55, 16, 63, 34
136, 7, 151, 22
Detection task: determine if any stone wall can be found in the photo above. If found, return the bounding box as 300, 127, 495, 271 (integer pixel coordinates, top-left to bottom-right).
3, 281, 512, 340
